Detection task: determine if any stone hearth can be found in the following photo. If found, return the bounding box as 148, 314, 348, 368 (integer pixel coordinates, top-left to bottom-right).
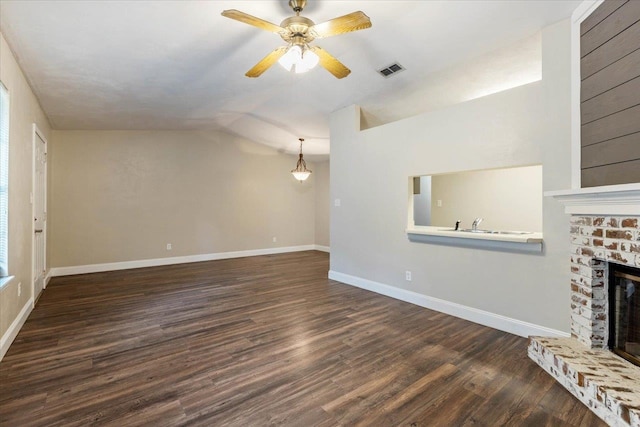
529, 211, 640, 427
529, 337, 640, 426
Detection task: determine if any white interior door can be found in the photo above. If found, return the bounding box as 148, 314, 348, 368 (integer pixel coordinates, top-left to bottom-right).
33, 126, 47, 300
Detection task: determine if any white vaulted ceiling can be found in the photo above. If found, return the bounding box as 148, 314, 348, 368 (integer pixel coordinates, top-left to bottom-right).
0, 1, 579, 158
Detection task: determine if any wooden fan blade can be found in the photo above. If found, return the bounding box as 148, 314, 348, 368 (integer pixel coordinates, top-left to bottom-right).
246, 47, 288, 78
221, 9, 283, 34
311, 46, 351, 79
309, 11, 372, 38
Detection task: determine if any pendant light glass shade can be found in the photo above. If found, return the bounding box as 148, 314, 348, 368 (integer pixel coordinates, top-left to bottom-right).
291, 138, 311, 182
278, 45, 319, 74
292, 170, 311, 181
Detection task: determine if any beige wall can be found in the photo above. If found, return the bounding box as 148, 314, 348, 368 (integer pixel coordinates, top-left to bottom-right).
50, 130, 319, 267
330, 20, 572, 333
0, 32, 52, 342
314, 160, 330, 248
430, 165, 543, 232
0, 33, 330, 354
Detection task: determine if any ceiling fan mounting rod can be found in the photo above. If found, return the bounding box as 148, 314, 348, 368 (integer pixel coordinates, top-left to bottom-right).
289, 0, 307, 14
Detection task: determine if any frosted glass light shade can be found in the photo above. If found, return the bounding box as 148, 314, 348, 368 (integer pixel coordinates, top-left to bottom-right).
296, 50, 319, 73
278, 45, 319, 74
278, 45, 302, 72
292, 171, 311, 181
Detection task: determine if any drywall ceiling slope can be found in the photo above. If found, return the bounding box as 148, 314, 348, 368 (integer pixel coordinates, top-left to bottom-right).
0, 1, 579, 156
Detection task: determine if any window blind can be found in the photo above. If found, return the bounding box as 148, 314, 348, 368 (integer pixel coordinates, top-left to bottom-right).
0, 82, 9, 277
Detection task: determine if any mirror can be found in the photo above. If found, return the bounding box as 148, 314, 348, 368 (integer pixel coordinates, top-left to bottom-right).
411, 165, 543, 232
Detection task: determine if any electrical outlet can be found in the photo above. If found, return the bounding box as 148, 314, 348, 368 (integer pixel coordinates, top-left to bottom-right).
272, 237, 277, 243
166, 243, 172, 251
334, 199, 341, 207
437, 199, 442, 207
18, 282, 21, 297
405, 271, 412, 281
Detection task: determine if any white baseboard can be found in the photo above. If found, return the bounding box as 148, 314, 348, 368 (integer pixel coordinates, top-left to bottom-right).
314, 245, 330, 253
328, 270, 569, 339
0, 297, 33, 362
50, 245, 319, 277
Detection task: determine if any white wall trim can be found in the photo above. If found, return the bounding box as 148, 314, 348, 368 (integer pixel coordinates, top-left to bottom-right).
572, 0, 603, 23
50, 245, 318, 277
0, 297, 33, 361
545, 183, 640, 215
44, 269, 52, 288
328, 270, 570, 339
314, 245, 330, 253
32, 123, 48, 300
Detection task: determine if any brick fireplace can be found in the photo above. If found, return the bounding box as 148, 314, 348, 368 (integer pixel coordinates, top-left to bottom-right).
568, 215, 640, 349
529, 188, 640, 426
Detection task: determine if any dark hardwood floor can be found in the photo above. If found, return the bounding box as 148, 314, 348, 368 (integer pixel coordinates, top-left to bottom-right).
0, 251, 604, 426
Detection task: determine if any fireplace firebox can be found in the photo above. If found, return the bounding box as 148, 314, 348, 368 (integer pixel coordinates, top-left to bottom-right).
609, 264, 640, 368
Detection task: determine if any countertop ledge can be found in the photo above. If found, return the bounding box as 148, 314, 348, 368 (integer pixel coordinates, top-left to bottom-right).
406, 226, 543, 244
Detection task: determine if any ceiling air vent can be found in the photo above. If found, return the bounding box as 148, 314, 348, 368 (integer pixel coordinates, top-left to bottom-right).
377, 62, 405, 78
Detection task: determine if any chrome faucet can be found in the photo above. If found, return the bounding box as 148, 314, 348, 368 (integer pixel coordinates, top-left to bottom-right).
472, 217, 483, 231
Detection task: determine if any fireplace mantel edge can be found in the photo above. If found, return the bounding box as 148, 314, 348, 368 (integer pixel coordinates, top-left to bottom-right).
545, 182, 640, 215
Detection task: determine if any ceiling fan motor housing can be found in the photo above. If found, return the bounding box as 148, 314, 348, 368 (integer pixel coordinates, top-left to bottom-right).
280, 16, 315, 43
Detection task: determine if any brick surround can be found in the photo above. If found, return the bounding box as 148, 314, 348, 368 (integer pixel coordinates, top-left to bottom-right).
569, 216, 640, 348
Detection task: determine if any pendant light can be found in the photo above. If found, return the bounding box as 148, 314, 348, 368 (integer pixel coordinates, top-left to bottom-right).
291, 138, 312, 182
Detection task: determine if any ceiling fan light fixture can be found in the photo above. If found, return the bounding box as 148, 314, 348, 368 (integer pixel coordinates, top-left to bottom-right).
221, 4, 371, 79
291, 138, 312, 182
278, 45, 319, 73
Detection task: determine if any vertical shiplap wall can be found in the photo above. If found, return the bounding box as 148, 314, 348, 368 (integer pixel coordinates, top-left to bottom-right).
580, 0, 640, 187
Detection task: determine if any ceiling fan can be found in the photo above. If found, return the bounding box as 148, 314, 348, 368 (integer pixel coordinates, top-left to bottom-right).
221, 0, 372, 79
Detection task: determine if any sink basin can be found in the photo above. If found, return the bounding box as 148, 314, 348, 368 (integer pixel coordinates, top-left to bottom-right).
439, 228, 533, 235
493, 231, 533, 235
438, 228, 494, 233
